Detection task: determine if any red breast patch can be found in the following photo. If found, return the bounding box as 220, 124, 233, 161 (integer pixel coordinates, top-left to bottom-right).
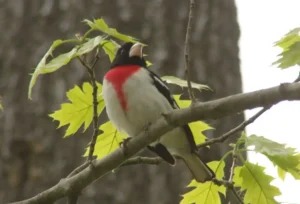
104, 65, 140, 111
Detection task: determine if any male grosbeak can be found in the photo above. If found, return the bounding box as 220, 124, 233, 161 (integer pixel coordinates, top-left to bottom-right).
103, 42, 214, 182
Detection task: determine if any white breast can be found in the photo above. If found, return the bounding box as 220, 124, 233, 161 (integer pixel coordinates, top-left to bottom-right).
103, 69, 190, 152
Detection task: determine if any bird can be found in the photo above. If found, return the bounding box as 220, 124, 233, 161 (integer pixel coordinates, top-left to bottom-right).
102, 42, 215, 182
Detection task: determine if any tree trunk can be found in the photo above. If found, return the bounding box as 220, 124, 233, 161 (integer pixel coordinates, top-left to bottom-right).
0, 0, 243, 203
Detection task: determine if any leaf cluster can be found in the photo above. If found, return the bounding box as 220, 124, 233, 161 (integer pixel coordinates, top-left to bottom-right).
273, 27, 300, 71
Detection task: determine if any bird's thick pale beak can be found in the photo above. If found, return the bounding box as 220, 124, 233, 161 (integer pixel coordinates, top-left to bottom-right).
129, 43, 143, 58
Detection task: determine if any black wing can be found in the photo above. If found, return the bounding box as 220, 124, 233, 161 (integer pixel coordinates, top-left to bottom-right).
147, 144, 175, 165
148, 70, 198, 152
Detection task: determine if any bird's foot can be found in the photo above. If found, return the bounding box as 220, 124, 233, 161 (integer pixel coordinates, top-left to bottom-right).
119, 138, 132, 156
143, 122, 152, 132
119, 123, 152, 156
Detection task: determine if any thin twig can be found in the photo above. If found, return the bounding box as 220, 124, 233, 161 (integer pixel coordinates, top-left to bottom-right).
77, 57, 91, 72
67, 162, 89, 178
229, 143, 238, 182
78, 54, 101, 162
121, 156, 164, 167
197, 106, 271, 148
196, 69, 300, 149
212, 178, 233, 188
87, 55, 100, 162
213, 179, 243, 203
184, 0, 196, 103
229, 154, 237, 182
68, 54, 100, 204
120, 155, 182, 167
227, 147, 244, 203
230, 188, 244, 204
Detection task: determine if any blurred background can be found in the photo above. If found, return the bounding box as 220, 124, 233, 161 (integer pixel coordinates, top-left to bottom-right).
1, 0, 247, 203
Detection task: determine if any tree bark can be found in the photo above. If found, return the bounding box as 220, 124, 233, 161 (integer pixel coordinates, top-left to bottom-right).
0, 0, 243, 203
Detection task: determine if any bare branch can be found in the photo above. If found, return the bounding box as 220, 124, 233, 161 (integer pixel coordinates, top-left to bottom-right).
67, 162, 89, 178
229, 155, 237, 183
78, 54, 101, 162
10, 82, 300, 204
212, 178, 243, 203
230, 188, 244, 204
227, 149, 244, 203
121, 155, 183, 167
121, 156, 164, 167
197, 106, 271, 148
86, 54, 101, 162
77, 57, 91, 72
72, 54, 100, 203
184, 0, 196, 103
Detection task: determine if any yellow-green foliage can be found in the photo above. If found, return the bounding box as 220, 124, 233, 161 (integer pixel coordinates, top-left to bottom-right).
49, 82, 104, 137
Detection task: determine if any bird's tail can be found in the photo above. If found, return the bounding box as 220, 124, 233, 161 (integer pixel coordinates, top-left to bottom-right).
180, 152, 215, 183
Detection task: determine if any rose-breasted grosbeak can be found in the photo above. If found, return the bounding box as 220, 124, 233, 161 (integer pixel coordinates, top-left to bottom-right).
102, 42, 215, 182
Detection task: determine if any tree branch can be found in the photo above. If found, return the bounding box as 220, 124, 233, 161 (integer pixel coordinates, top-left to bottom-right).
212, 178, 243, 203
10, 82, 300, 204
227, 147, 244, 204
72, 53, 100, 203
121, 106, 271, 167
229, 155, 237, 183
85, 54, 101, 162
121, 156, 164, 167
197, 105, 271, 148
230, 187, 244, 204
67, 162, 89, 178
184, 0, 196, 103
78, 54, 101, 162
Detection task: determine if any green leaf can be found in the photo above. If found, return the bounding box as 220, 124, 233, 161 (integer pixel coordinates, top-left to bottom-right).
173, 95, 212, 145
162, 76, 212, 92
238, 161, 281, 204
273, 42, 300, 69
232, 166, 242, 186
102, 39, 120, 62
180, 161, 226, 204
275, 28, 300, 50
28, 35, 106, 99
41, 48, 77, 72
83, 121, 126, 159
28, 40, 65, 99
49, 82, 105, 137
273, 27, 300, 69
83, 18, 139, 43
76, 35, 104, 56
277, 166, 286, 181
146, 60, 152, 67
239, 134, 300, 179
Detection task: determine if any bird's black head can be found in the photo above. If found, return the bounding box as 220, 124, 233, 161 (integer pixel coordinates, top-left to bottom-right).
110, 42, 147, 68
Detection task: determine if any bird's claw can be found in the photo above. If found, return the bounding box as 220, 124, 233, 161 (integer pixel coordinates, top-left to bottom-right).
143, 122, 152, 132
119, 138, 132, 156
119, 122, 152, 156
